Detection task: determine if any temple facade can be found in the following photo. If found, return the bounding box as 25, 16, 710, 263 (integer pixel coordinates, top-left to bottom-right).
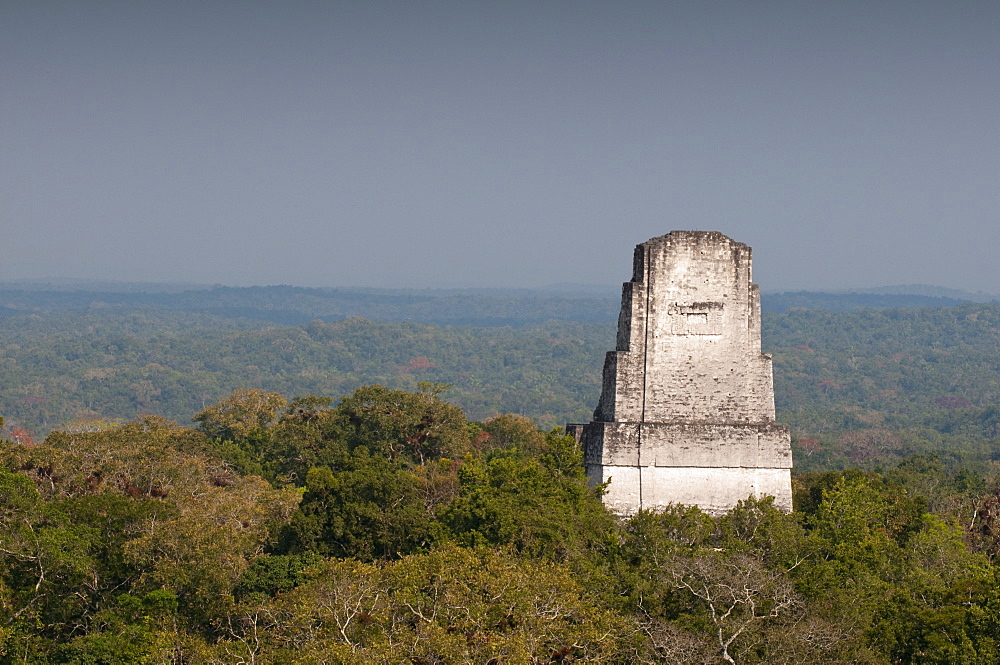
567, 231, 792, 514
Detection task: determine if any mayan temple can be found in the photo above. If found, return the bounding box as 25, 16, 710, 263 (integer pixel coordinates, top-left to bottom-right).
567, 231, 792, 515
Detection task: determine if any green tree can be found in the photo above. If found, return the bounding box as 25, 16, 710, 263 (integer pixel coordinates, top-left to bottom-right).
1, 415, 299, 649
253, 544, 636, 663
0, 467, 101, 660
193, 388, 288, 442
440, 431, 615, 563
283, 450, 433, 561
331, 384, 470, 465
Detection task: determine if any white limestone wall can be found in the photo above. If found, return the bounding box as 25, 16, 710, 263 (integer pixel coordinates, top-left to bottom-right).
640, 232, 775, 424
593, 232, 777, 425
582, 422, 792, 469
579, 231, 794, 516
593, 464, 793, 516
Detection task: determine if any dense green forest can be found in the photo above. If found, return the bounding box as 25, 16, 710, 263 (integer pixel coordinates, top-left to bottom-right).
5, 285, 1000, 661
3, 284, 1000, 471
769, 305, 1000, 470
4, 386, 1000, 663
0, 311, 605, 434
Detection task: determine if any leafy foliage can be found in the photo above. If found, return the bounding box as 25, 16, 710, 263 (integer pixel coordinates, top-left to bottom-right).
4, 388, 1000, 661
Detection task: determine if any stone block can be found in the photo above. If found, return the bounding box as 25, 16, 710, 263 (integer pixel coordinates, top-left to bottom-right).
572, 231, 793, 514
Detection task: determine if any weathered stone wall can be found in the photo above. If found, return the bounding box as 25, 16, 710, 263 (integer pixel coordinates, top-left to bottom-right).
588, 465, 793, 516
574, 231, 793, 515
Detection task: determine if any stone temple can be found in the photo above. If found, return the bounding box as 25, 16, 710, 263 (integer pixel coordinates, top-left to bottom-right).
567, 231, 792, 515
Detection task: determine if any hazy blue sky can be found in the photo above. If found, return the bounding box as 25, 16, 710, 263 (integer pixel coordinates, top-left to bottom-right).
3, 1, 998, 292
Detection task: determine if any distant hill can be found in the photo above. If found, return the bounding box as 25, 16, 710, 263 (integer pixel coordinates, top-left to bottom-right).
851, 284, 998, 303
536, 282, 622, 297
0, 284, 619, 327
0, 278, 213, 293
2, 282, 994, 327
762, 285, 998, 313
761, 291, 972, 313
